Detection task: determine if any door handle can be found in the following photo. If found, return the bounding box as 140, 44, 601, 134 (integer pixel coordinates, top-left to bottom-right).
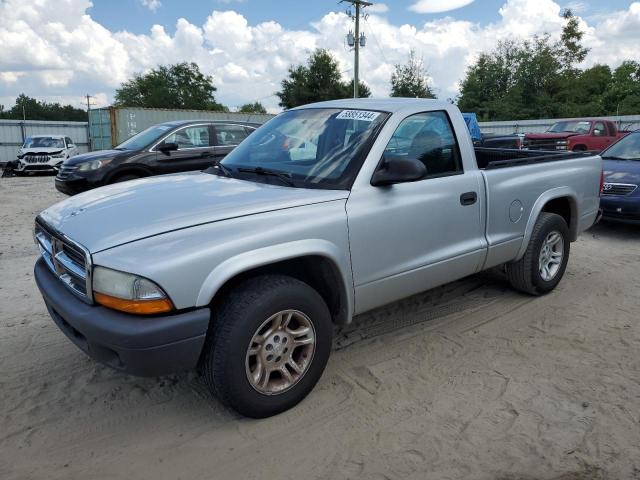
460, 192, 478, 206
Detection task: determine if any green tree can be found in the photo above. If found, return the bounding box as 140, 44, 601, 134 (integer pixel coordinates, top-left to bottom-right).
390, 50, 436, 98
238, 102, 267, 114
276, 49, 370, 109
0, 94, 87, 121
114, 62, 227, 111
603, 61, 640, 115
559, 9, 589, 73
457, 12, 594, 121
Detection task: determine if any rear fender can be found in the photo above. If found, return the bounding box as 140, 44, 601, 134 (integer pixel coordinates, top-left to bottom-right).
515, 187, 578, 260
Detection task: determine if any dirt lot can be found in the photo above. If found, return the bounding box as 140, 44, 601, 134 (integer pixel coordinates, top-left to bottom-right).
1, 175, 639, 480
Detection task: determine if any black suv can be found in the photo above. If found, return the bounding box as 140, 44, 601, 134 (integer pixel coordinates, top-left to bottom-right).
55, 120, 260, 195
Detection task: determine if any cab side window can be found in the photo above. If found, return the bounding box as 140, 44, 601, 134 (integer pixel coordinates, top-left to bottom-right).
593, 122, 606, 137
384, 111, 462, 177
215, 125, 250, 146
165, 126, 210, 149
65, 137, 74, 147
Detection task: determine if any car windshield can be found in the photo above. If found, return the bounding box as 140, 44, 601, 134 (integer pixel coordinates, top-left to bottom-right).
602, 132, 640, 161
548, 121, 592, 134
219, 108, 389, 190
116, 124, 174, 150
23, 137, 64, 149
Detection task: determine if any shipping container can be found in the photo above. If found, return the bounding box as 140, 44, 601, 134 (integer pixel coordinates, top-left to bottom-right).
89, 107, 275, 150
0, 119, 89, 164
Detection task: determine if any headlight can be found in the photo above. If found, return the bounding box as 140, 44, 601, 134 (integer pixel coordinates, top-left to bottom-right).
51, 153, 66, 159
77, 159, 111, 171
556, 140, 568, 145
92, 266, 174, 315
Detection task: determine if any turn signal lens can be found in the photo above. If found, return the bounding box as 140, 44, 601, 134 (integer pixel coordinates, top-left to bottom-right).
92, 266, 174, 315
94, 292, 174, 315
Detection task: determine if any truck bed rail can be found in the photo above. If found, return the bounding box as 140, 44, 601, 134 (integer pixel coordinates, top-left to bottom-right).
475, 147, 594, 170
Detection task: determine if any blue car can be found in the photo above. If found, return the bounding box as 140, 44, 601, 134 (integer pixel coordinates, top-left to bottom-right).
600, 130, 640, 223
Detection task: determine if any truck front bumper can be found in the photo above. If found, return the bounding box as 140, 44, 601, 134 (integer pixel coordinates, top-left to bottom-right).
34, 258, 210, 377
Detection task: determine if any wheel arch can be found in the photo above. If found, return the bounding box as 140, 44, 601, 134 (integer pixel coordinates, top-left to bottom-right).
196, 241, 354, 325
516, 188, 578, 260
105, 165, 153, 184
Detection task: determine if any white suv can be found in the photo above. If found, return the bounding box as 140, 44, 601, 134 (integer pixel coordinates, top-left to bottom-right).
16, 135, 79, 174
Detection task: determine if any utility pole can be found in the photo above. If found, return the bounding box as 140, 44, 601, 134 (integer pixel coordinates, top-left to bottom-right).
342, 0, 372, 98
84, 94, 96, 150
85, 94, 96, 115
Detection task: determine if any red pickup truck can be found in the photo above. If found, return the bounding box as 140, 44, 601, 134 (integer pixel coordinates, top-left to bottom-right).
523, 119, 629, 152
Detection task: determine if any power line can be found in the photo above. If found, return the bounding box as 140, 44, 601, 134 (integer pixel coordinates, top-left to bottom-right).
363, 16, 390, 66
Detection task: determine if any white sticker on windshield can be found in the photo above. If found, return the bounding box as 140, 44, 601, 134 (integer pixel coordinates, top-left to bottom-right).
336, 110, 381, 122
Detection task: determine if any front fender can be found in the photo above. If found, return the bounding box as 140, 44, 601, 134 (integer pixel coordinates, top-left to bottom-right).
195, 239, 355, 320
515, 187, 578, 260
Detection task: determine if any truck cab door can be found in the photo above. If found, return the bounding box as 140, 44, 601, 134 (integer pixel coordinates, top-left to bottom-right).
154, 124, 215, 174
346, 110, 486, 315
591, 121, 609, 152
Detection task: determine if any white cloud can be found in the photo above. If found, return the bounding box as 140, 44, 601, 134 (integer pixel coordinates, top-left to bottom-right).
141, 0, 161, 12
1, 0, 640, 112
409, 0, 475, 14
368, 3, 389, 14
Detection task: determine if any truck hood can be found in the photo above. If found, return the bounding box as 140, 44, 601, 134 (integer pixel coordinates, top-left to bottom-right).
603, 159, 640, 185
40, 172, 349, 253
525, 132, 578, 140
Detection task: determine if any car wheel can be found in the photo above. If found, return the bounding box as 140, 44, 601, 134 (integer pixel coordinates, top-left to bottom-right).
113, 174, 140, 183
201, 274, 332, 418
506, 212, 570, 295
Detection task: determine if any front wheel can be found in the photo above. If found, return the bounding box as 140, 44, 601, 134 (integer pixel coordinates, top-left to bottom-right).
201, 275, 332, 418
506, 212, 570, 295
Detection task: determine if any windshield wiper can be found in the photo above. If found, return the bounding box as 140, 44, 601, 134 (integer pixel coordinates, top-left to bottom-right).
237, 167, 296, 187
601, 156, 630, 161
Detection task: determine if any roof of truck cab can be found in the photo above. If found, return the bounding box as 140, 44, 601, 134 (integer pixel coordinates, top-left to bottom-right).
293, 98, 453, 113
158, 119, 262, 128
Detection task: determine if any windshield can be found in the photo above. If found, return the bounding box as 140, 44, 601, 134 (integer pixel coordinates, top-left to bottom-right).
219, 108, 389, 189
23, 137, 64, 149
116, 124, 174, 150
548, 121, 592, 134
602, 132, 640, 161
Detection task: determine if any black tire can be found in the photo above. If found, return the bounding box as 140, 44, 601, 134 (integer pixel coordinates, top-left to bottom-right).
506, 212, 570, 295
113, 173, 140, 183
202, 274, 332, 418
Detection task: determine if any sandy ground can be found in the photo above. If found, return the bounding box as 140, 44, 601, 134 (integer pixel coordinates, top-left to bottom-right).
1, 175, 640, 480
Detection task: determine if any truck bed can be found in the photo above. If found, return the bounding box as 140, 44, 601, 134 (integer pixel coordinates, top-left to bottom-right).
474, 147, 592, 170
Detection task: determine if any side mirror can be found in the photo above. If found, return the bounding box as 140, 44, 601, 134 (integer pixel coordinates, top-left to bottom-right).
159, 142, 179, 153
371, 156, 427, 187
593, 129, 602, 136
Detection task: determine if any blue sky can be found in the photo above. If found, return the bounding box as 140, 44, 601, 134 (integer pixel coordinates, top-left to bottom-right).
1, 0, 639, 111
88, 0, 632, 34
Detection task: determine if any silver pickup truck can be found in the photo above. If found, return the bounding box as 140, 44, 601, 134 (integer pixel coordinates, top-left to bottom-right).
34, 99, 602, 418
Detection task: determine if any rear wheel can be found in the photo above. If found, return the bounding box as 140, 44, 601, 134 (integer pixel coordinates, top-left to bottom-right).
506, 213, 570, 295
201, 275, 332, 418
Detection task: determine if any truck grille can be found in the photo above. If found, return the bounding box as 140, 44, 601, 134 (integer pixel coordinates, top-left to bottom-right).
57, 164, 78, 179
602, 183, 637, 196
523, 139, 566, 151
24, 155, 51, 164
34, 218, 93, 303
